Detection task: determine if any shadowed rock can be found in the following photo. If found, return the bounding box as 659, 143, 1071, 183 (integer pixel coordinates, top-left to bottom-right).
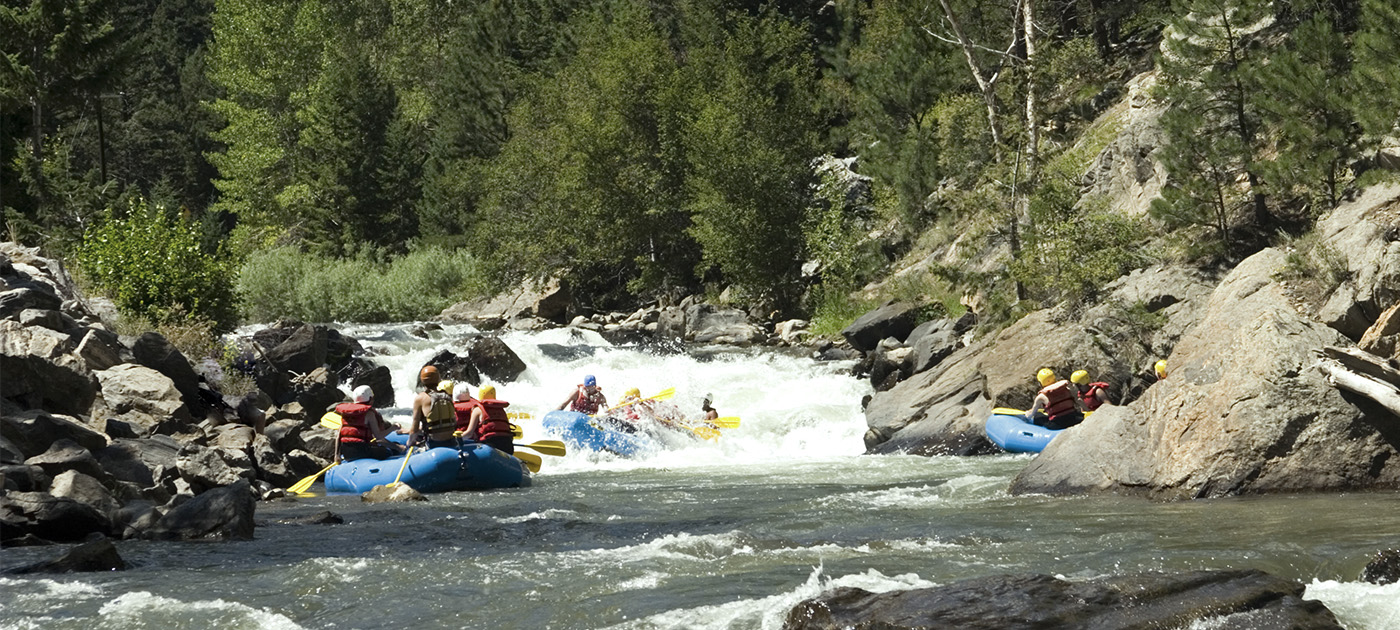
6, 537, 126, 574
1362, 547, 1400, 585
144, 479, 256, 541
468, 336, 527, 383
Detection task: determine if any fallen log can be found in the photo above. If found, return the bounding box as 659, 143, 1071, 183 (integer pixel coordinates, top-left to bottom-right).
1319, 346, 1400, 390
1318, 360, 1400, 419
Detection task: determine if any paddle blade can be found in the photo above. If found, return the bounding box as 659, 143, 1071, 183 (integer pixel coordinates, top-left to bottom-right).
709, 416, 740, 428
690, 426, 721, 441
320, 412, 343, 430
511, 423, 523, 440
516, 440, 567, 457
288, 462, 335, 494
992, 407, 1026, 416
515, 450, 542, 473
507, 412, 533, 420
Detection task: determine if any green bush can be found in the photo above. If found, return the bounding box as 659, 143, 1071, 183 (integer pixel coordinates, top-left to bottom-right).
236, 246, 490, 323
77, 198, 238, 331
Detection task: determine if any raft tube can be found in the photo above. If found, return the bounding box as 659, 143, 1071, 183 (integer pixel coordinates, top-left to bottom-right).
541, 410, 660, 457
324, 439, 530, 494
984, 411, 1065, 454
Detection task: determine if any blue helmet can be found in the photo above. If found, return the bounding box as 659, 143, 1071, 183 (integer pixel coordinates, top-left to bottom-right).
583, 375, 597, 387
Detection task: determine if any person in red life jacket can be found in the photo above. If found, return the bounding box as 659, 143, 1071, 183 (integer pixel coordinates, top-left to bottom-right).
465, 385, 515, 454
337, 385, 405, 461
1070, 370, 1112, 411
1025, 368, 1085, 430
409, 366, 459, 449
450, 382, 481, 434
557, 374, 608, 415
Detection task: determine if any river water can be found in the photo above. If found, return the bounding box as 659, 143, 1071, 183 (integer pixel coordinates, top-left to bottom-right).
3, 323, 1400, 629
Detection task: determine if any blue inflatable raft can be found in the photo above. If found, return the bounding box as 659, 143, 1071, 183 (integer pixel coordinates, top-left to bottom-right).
984, 410, 1065, 454
324, 437, 530, 494
541, 410, 661, 457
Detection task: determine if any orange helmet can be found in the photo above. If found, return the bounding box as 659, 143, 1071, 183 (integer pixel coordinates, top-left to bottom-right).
419, 365, 440, 385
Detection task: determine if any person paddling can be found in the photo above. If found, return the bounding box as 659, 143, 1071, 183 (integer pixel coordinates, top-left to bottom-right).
557, 374, 607, 415
1025, 368, 1085, 430
337, 385, 405, 461
700, 394, 719, 424
1070, 370, 1112, 411
409, 366, 458, 449
468, 385, 515, 454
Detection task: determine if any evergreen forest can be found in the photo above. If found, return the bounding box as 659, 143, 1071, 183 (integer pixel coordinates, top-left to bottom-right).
3, 0, 1398, 334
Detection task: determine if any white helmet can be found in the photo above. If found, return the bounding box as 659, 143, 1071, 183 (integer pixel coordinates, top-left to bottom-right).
455, 384, 473, 402
352, 385, 374, 404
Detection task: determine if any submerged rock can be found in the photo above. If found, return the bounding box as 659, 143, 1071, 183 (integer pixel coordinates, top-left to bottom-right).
783, 569, 1341, 630
6, 537, 127, 574
1361, 547, 1400, 585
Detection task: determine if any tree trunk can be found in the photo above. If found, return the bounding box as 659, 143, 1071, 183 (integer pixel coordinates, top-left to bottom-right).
938, 0, 1006, 152
1023, 0, 1039, 184
1088, 0, 1111, 58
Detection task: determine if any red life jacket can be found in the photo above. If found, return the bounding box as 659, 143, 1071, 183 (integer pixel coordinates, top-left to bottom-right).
336, 402, 374, 444
570, 386, 601, 415
1039, 381, 1077, 418
454, 399, 481, 432
476, 399, 513, 441
1079, 382, 1110, 411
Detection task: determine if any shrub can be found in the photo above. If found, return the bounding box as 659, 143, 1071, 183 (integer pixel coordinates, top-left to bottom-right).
77, 198, 238, 331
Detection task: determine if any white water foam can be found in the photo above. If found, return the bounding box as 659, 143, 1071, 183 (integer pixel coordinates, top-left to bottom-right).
606, 565, 938, 630
820, 475, 1009, 511
1305, 579, 1400, 630
496, 508, 582, 524
95, 591, 304, 629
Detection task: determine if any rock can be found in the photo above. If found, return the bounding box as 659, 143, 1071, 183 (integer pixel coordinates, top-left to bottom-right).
439, 277, 574, 324
284, 449, 330, 480
348, 364, 394, 408
2, 409, 109, 458
263, 419, 305, 453
212, 424, 257, 450
774, 319, 810, 344
175, 443, 256, 493
18, 308, 76, 333
840, 301, 921, 352
0, 287, 63, 320
361, 483, 426, 503
93, 363, 193, 437
144, 479, 256, 541
297, 427, 336, 461
291, 367, 345, 416
74, 328, 126, 371
252, 359, 295, 406
1011, 248, 1400, 499
251, 433, 296, 488
783, 569, 1341, 630
468, 336, 528, 383
1315, 184, 1400, 339
275, 510, 343, 525
1361, 548, 1400, 585
909, 324, 960, 374
423, 350, 480, 386
0, 491, 112, 543
26, 439, 111, 483
130, 332, 205, 416
265, 324, 328, 375
323, 327, 362, 372
685, 303, 762, 346
864, 339, 998, 456
0, 464, 51, 492
1358, 302, 1400, 360
96, 437, 179, 489
49, 470, 121, 517
655, 307, 686, 341
250, 319, 303, 349
114, 501, 162, 539
5, 537, 126, 574
1077, 72, 1168, 218
0, 319, 98, 416
0, 434, 23, 464
869, 347, 911, 391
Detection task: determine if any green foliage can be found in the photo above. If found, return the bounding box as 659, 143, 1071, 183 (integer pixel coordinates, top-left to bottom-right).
235, 246, 490, 323
77, 197, 238, 330
804, 159, 883, 289
1352, 0, 1400, 141
1273, 228, 1349, 307
806, 284, 876, 338
1015, 180, 1152, 307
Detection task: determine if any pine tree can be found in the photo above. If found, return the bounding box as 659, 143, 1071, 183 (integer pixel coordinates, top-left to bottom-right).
1352, 0, 1400, 142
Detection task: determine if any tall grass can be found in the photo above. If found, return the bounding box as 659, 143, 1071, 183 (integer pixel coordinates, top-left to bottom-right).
237, 247, 492, 323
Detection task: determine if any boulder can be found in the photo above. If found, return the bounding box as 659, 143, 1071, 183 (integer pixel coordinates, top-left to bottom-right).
655, 307, 686, 341
0, 464, 51, 492
130, 332, 204, 415
841, 301, 921, 352
1314, 183, 1400, 339
468, 336, 528, 383
0, 491, 112, 543
263, 419, 305, 453
93, 364, 193, 437
0, 287, 63, 320
1358, 302, 1400, 360
0, 319, 98, 416
251, 433, 297, 488
113, 500, 163, 539
49, 470, 121, 516
438, 277, 573, 324
909, 324, 960, 375
291, 367, 345, 417
143, 479, 256, 541
423, 350, 480, 386
783, 569, 1341, 630
297, 427, 337, 461
26, 439, 111, 483
0, 435, 23, 464
75, 328, 127, 371
212, 424, 257, 450
362, 483, 426, 503
5, 536, 126, 574
2, 408, 108, 458
685, 303, 762, 346
348, 364, 394, 408
774, 319, 810, 344
864, 339, 998, 456
323, 327, 362, 372
265, 324, 328, 375
1361, 547, 1400, 585
96, 437, 179, 489
252, 359, 295, 405
274, 510, 344, 525
18, 308, 77, 333
175, 443, 256, 493
1011, 248, 1400, 499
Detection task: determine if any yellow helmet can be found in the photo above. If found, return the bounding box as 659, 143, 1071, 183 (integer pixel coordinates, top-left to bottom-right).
1036, 368, 1057, 386
1155, 360, 1167, 378
1070, 370, 1089, 385
625, 387, 641, 399
479, 385, 497, 400
437, 379, 455, 394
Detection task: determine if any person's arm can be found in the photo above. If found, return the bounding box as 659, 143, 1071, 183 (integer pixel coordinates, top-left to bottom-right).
1026, 394, 1046, 419
1095, 388, 1111, 407
464, 407, 483, 441
557, 387, 578, 411
408, 394, 426, 445
704, 408, 718, 421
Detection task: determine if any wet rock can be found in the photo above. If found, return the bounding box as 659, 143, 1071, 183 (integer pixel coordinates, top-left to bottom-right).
348, 363, 394, 408
93, 363, 193, 438
0, 491, 112, 543
840, 301, 920, 352
783, 569, 1341, 630
423, 350, 480, 386
0, 319, 98, 416
1361, 547, 1400, 585
362, 483, 426, 503
114, 501, 162, 539
144, 479, 256, 541
275, 510, 344, 525
6, 537, 126, 574
468, 336, 527, 383
2, 408, 109, 458
1012, 248, 1400, 499
130, 332, 204, 416
537, 343, 595, 362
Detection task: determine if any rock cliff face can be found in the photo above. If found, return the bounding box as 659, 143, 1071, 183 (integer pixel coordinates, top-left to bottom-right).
1011, 248, 1400, 498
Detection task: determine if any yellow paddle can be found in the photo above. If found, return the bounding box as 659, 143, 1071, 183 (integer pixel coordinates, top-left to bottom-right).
689, 426, 722, 441
514, 440, 567, 457
390, 446, 415, 486
605, 387, 675, 414
287, 462, 335, 494
708, 416, 740, 428
515, 450, 542, 473
320, 411, 343, 429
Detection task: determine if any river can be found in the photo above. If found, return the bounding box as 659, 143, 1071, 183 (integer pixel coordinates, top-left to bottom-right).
3, 323, 1400, 629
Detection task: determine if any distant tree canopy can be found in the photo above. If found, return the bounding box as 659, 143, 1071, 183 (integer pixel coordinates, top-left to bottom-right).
1, 0, 1395, 324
